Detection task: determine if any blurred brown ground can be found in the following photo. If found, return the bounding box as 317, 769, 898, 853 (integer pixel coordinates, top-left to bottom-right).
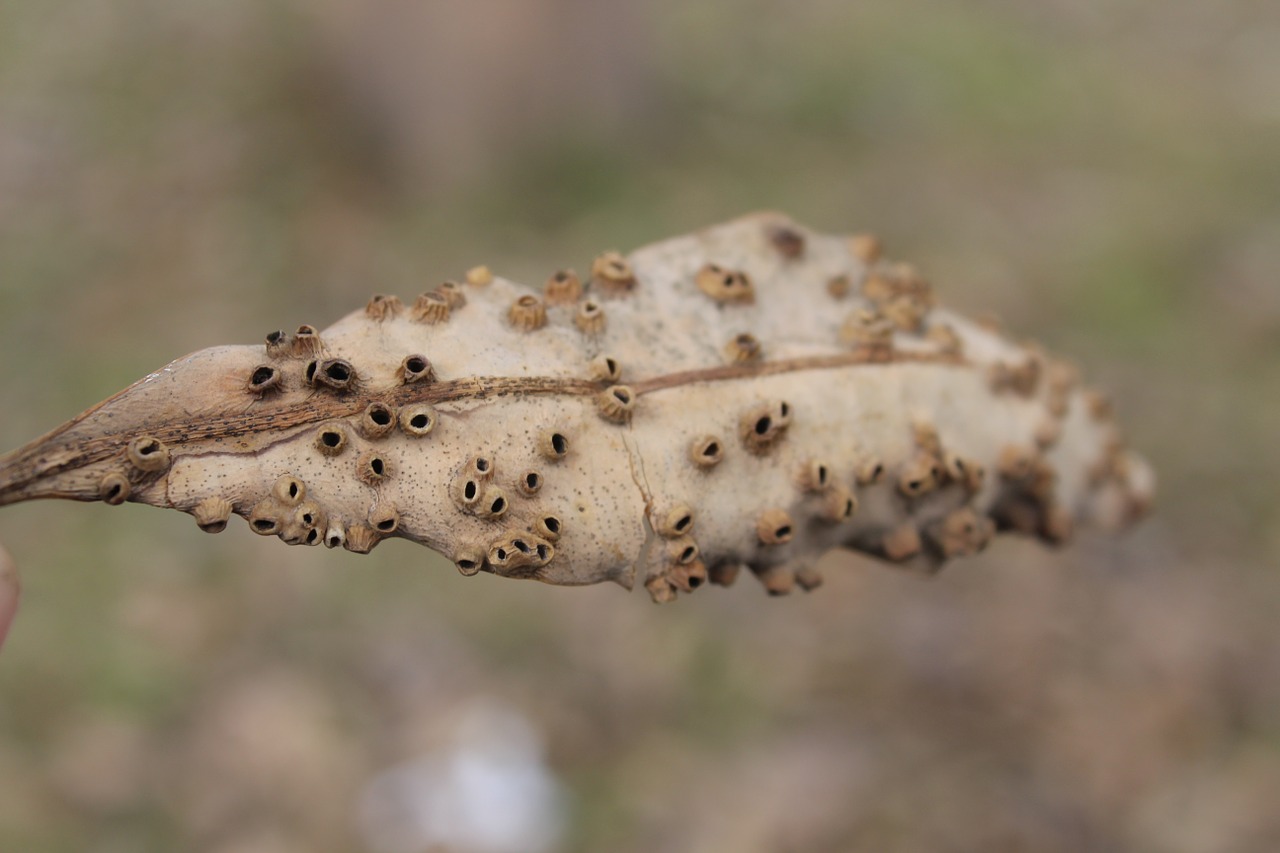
1, 1, 1278, 851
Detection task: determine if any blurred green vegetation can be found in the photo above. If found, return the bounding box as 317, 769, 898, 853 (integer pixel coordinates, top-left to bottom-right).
1, 1, 1279, 851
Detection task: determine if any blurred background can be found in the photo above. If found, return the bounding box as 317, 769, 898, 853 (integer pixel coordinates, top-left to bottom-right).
1, 1, 1278, 851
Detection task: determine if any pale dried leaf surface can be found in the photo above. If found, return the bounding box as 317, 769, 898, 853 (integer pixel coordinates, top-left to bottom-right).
0, 213, 1150, 602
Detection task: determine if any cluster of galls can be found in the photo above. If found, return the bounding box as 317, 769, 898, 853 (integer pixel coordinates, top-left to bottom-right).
96, 436, 174, 506
142, 285, 473, 549
361, 278, 472, 327
985, 343, 1147, 530
641, 403, 1016, 603
877, 421, 996, 563
448, 445, 567, 580
643, 504, 706, 604
365, 265, 626, 576
642, 398, 851, 602
179, 320, 446, 554
448, 450, 558, 578
246, 476, 331, 548
498, 252, 638, 338
828, 236, 961, 363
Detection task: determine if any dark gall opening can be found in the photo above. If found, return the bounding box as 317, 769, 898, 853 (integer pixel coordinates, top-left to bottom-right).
322, 431, 342, 447
410, 414, 430, 429
250, 366, 276, 387
551, 434, 568, 455
543, 517, 561, 533
755, 417, 771, 435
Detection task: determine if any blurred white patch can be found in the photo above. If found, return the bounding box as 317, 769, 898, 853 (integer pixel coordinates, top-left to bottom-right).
359, 701, 566, 853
